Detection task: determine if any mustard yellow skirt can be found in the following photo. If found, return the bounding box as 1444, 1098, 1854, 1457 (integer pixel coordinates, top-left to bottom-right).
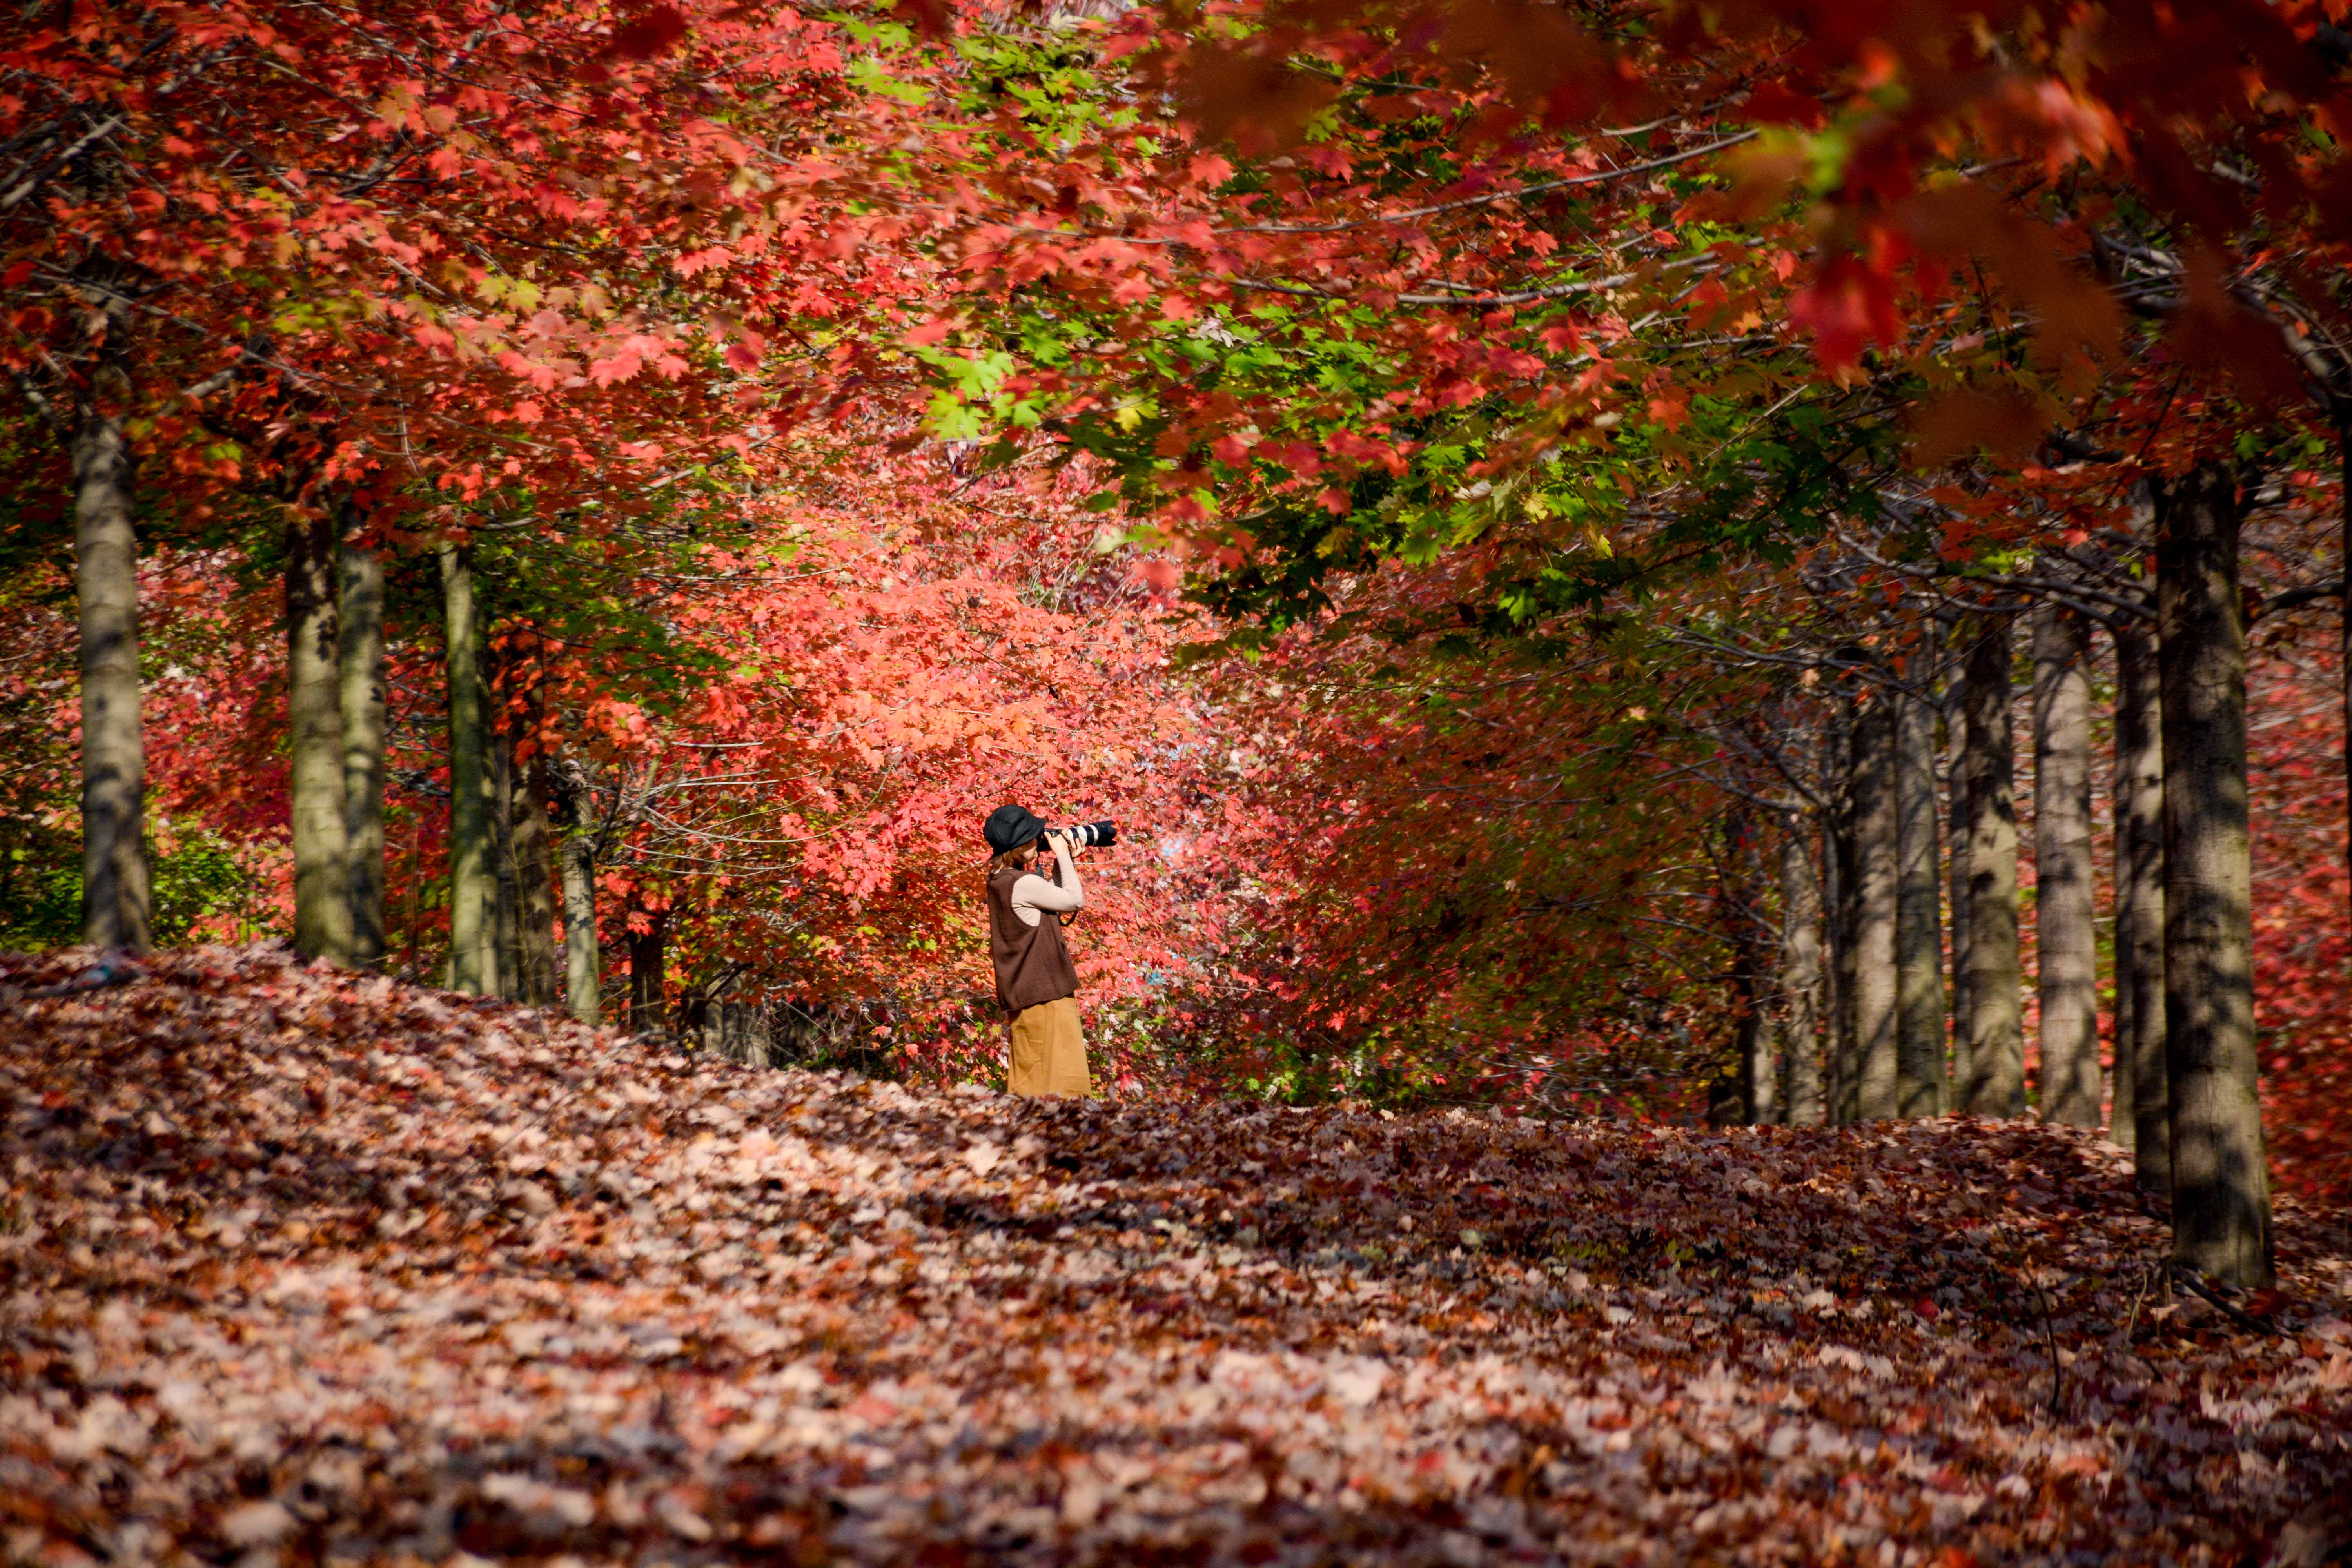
1008, 996, 1092, 1097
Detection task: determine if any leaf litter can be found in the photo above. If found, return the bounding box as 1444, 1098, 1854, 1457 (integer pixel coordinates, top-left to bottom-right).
1, 946, 2347, 1566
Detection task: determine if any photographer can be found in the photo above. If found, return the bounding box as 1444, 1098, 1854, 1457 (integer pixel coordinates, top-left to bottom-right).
982, 804, 1092, 1098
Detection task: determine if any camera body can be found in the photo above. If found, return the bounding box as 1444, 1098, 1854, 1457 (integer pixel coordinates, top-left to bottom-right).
1047, 820, 1116, 849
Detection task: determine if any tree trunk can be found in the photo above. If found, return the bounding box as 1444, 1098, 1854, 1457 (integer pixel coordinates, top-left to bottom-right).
441, 545, 497, 995
73, 404, 151, 953
2032, 599, 2101, 1127
2114, 615, 2169, 1187
1851, 689, 1900, 1121
1780, 826, 1825, 1126
1722, 811, 1777, 1125
490, 711, 522, 998
2155, 465, 2272, 1288
1895, 677, 1948, 1116
1825, 694, 1860, 1123
1945, 679, 1974, 1097
556, 765, 603, 1025
338, 543, 388, 968
1824, 809, 1855, 1123
285, 505, 354, 964
628, 906, 669, 1033
1961, 615, 2024, 1115
515, 752, 560, 1004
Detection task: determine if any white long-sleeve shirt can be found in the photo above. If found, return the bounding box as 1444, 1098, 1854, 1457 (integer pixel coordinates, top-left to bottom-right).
1010, 840, 1083, 927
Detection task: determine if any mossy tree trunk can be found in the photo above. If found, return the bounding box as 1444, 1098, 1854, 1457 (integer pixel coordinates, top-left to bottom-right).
490, 705, 522, 998
338, 542, 388, 968
440, 544, 497, 995
1780, 826, 1825, 1127
72, 375, 151, 952
2113, 615, 2168, 1188
285, 504, 354, 964
514, 751, 560, 1005
1945, 679, 1973, 1099
2033, 599, 2101, 1127
1851, 688, 1900, 1122
2154, 465, 2272, 1288
553, 760, 604, 1025
1895, 675, 1948, 1116
1960, 614, 2024, 1115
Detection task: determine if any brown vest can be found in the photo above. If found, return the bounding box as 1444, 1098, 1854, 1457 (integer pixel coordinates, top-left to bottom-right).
987, 866, 1079, 1015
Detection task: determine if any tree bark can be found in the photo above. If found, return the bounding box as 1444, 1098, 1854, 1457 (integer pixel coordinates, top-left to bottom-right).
2114, 616, 2169, 1187
1780, 826, 1825, 1126
1851, 689, 1900, 1121
73, 402, 151, 953
515, 752, 560, 1004
1824, 806, 1855, 1123
2155, 465, 2272, 1288
338, 543, 388, 968
285, 505, 354, 964
1945, 679, 1973, 1098
554, 762, 603, 1024
1722, 810, 1777, 1125
490, 710, 522, 998
1960, 615, 2024, 1115
2033, 599, 2101, 1127
1895, 675, 1948, 1116
441, 545, 497, 995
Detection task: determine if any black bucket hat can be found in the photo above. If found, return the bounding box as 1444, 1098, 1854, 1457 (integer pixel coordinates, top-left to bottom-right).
983, 803, 1047, 856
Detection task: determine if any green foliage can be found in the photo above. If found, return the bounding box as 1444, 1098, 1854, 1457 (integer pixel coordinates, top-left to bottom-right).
0, 825, 266, 951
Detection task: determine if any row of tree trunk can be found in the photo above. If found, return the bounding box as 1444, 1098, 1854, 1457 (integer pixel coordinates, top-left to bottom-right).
1749, 466, 2273, 1287
85, 490, 618, 1025
68, 433, 660, 1033
286, 534, 600, 1018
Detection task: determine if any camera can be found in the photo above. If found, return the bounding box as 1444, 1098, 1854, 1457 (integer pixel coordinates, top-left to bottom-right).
1048, 820, 1117, 848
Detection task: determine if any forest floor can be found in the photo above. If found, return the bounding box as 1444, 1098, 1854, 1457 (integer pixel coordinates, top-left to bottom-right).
1, 947, 2348, 1567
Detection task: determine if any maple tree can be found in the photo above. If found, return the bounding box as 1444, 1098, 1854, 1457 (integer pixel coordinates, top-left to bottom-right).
862, 0, 2352, 1290
9, 2, 2352, 1553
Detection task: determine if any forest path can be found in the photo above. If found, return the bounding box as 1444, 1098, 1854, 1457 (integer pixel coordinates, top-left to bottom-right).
2, 945, 2347, 1566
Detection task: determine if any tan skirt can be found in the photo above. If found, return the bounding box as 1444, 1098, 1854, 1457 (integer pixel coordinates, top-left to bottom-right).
1007, 996, 1092, 1098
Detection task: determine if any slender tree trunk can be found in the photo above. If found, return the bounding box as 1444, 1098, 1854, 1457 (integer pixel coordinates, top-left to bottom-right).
441, 545, 497, 994
285, 505, 354, 964
1961, 615, 2024, 1115
555, 764, 603, 1025
2114, 617, 2169, 1186
490, 711, 522, 998
338, 543, 388, 968
628, 906, 669, 1033
515, 752, 559, 1004
1781, 826, 1825, 1126
561, 825, 602, 1024
1895, 676, 1948, 1116
2033, 599, 2101, 1126
1722, 811, 1778, 1125
1825, 695, 1859, 1123
1946, 679, 1975, 1099
73, 403, 151, 953
1851, 689, 1900, 1121
2155, 466, 2272, 1287
1824, 811, 1855, 1123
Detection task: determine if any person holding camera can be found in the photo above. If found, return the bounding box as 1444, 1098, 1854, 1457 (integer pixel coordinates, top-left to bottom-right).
982, 804, 1097, 1098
